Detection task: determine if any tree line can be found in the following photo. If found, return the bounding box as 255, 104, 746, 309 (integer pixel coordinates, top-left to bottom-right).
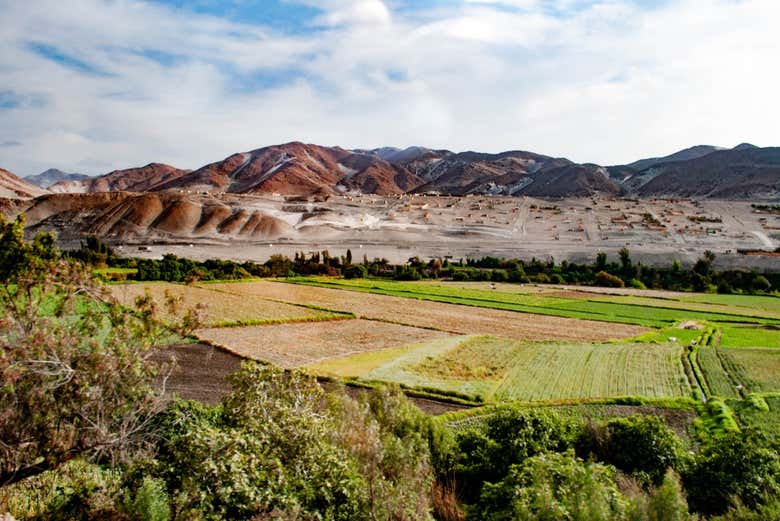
70, 235, 777, 294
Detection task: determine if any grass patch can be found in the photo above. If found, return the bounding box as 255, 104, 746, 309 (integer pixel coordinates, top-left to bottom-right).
718, 324, 780, 348
731, 395, 780, 440
329, 336, 692, 404
412, 335, 521, 380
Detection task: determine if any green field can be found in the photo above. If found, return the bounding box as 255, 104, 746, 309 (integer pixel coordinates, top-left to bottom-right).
718, 347, 780, 393
310, 335, 691, 403
718, 324, 780, 348
288, 277, 780, 329
730, 395, 780, 440
697, 346, 740, 398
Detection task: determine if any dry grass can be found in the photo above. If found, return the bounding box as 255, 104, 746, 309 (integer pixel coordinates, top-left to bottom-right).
195, 318, 452, 368
203, 281, 646, 342
111, 282, 334, 326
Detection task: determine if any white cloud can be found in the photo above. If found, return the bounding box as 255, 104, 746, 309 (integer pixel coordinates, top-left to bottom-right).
0, 0, 778, 176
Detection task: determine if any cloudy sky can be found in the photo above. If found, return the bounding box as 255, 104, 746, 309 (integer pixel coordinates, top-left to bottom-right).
0, 0, 778, 176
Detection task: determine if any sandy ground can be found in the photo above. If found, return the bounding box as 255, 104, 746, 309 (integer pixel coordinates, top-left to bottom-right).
109, 195, 779, 270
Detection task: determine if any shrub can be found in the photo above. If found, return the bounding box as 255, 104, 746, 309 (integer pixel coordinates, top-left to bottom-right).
454, 408, 579, 502
683, 429, 780, 515
471, 451, 627, 521
124, 477, 169, 521
490, 270, 508, 282
578, 415, 682, 486
343, 264, 368, 279
595, 270, 625, 288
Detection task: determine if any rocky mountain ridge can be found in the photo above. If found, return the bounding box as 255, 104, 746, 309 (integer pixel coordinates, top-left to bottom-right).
4, 141, 778, 201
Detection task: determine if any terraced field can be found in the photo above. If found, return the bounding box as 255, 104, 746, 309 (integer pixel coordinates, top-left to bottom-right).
719, 347, 780, 393
121, 277, 779, 434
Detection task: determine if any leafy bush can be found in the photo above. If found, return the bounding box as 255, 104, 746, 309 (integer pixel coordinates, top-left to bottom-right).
578, 416, 682, 486
343, 264, 368, 279
146, 366, 434, 520
471, 451, 626, 521
453, 408, 579, 502
683, 429, 780, 515
595, 270, 625, 288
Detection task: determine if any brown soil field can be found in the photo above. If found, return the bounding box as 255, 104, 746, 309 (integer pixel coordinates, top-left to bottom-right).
202, 281, 646, 341
112, 282, 333, 326
151, 343, 242, 405
153, 343, 468, 414
195, 319, 453, 368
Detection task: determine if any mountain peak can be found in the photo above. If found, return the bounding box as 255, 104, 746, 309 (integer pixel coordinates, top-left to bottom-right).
25, 168, 89, 188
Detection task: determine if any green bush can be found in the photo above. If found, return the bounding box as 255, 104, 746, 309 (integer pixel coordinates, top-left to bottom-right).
343, 264, 368, 279
595, 270, 625, 288
124, 477, 169, 521
471, 451, 627, 521
453, 407, 579, 502
578, 415, 682, 486
684, 429, 780, 515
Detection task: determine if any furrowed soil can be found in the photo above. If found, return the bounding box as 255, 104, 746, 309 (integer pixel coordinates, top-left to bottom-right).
112, 282, 336, 326
195, 318, 453, 368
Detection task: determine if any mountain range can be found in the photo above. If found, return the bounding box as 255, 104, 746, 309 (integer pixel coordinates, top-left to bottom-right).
3, 141, 779, 201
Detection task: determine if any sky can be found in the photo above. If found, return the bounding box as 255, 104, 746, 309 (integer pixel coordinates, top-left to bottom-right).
0, 0, 778, 176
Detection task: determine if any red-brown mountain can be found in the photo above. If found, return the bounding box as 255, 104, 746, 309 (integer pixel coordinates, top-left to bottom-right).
49, 163, 189, 194
375, 147, 621, 196
0, 168, 49, 199
15, 191, 294, 241
154, 142, 422, 196
23, 141, 780, 200
634, 145, 780, 199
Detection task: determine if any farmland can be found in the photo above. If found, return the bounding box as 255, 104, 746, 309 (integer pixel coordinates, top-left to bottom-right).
196, 319, 452, 368
111, 282, 346, 327
112, 277, 780, 438
309, 335, 690, 403
289, 277, 780, 329
718, 347, 780, 393
199, 280, 645, 341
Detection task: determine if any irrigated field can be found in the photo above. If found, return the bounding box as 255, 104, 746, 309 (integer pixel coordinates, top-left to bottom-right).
309, 335, 691, 403
289, 278, 780, 328
121, 277, 779, 431
719, 347, 780, 393
196, 319, 452, 368
112, 282, 345, 326
697, 346, 740, 398
202, 281, 646, 341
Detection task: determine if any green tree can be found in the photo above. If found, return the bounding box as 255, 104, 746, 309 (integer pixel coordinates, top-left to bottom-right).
0, 216, 203, 486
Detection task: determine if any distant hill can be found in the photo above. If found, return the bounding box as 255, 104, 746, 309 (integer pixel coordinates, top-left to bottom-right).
0, 168, 49, 199
25, 169, 89, 189
49, 163, 189, 194
627, 145, 724, 172
634, 146, 780, 199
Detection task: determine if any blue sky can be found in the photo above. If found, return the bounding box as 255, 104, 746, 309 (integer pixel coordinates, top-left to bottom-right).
0, 0, 777, 176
